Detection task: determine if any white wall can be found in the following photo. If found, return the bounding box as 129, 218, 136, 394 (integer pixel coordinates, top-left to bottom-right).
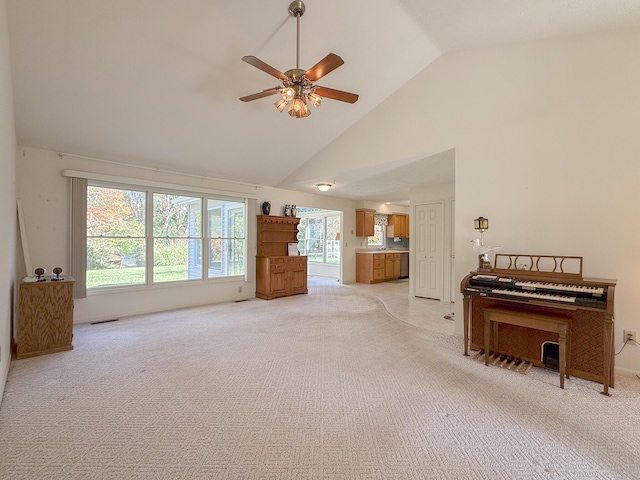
304, 28, 640, 377
0, 0, 16, 401
14, 147, 360, 324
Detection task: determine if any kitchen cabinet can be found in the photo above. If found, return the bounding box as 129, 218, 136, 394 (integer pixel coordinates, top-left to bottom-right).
387, 214, 409, 238
355, 209, 375, 237
256, 215, 308, 300
385, 253, 401, 279
17, 276, 75, 359
356, 253, 402, 284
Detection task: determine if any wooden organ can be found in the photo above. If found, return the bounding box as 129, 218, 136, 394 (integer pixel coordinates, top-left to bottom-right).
460, 254, 616, 395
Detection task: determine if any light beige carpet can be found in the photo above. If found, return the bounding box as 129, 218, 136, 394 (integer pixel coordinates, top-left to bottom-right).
1, 277, 639, 479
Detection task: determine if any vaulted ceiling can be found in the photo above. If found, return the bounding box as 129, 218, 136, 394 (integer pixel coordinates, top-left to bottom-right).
7, 0, 640, 202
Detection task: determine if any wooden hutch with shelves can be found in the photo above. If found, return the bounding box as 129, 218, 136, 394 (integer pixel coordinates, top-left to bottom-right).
256, 215, 308, 300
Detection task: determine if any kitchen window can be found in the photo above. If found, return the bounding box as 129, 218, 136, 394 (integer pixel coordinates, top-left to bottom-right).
367, 214, 388, 246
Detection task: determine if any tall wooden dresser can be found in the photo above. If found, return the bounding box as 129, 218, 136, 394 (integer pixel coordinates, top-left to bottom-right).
17, 276, 75, 359
256, 215, 308, 300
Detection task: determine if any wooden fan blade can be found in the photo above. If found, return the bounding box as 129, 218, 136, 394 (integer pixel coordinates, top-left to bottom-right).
242, 56, 289, 81
313, 86, 359, 104
304, 53, 344, 82
239, 87, 281, 102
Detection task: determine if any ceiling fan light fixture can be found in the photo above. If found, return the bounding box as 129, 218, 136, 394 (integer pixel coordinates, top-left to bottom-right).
274, 97, 289, 112
307, 92, 322, 108
288, 96, 310, 118
282, 87, 295, 100
316, 183, 331, 192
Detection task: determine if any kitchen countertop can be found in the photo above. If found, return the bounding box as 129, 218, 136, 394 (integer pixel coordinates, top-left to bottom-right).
355, 249, 409, 255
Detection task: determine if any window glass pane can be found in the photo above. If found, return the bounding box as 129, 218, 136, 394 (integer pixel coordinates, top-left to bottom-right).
325, 215, 340, 264
208, 206, 221, 238
306, 217, 324, 263
87, 186, 146, 289
297, 239, 306, 256
227, 205, 244, 238
87, 186, 145, 237
227, 239, 245, 276
87, 238, 146, 288
207, 200, 245, 278
208, 238, 222, 276
208, 238, 244, 277
154, 238, 202, 282
153, 194, 199, 237
368, 225, 385, 246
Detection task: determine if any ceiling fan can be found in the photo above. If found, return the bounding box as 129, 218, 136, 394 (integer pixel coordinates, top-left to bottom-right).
239, 0, 359, 118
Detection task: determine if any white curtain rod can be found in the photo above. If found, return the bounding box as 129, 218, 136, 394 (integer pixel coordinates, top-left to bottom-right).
57, 151, 263, 190
62, 169, 259, 200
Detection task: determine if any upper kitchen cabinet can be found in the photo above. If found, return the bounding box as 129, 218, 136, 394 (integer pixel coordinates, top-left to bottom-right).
387, 213, 409, 238
355, 209, 375, 237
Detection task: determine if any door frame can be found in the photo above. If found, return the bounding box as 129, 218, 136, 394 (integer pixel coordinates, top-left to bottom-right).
410, 200, 445, 300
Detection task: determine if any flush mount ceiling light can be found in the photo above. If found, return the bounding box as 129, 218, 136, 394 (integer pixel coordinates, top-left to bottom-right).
316, 183, 332, 192
239, 1, 359, 118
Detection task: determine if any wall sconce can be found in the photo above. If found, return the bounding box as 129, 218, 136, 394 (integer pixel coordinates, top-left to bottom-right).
474, 216, 489, 245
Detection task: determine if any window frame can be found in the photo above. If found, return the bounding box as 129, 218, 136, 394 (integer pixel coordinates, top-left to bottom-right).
84, 180, 247, 293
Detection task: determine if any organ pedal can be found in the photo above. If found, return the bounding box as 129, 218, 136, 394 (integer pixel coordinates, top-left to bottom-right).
473, 351, 534, 375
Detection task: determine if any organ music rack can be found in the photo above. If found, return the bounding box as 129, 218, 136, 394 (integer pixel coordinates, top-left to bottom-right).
460, 254, 616, 395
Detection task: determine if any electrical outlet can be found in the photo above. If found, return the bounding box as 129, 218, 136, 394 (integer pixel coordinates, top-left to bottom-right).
238, 286, 242, 293
623, 330, 636, 344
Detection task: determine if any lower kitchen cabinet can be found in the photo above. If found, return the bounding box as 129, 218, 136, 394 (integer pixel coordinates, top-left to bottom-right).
385, 253, 401, 279
256, 256, 308, 300
356, 253, 402, 284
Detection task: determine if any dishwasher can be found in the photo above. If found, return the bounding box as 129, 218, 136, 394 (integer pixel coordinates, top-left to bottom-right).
399, 252, 409, 278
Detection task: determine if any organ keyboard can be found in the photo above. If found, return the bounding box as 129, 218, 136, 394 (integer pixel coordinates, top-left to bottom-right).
460, 254, 616, 395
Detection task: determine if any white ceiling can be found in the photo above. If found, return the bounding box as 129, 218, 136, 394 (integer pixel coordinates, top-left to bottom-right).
7, 0, 640, 203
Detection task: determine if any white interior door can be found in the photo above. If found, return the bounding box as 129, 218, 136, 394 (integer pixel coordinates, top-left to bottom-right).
415, 202, 443, 299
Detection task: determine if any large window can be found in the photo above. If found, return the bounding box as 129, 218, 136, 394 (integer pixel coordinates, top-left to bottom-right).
296, 209, 340, 264
85, 183, 246, 290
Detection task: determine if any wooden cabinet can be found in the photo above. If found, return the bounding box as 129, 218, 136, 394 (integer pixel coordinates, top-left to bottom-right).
387, 213, 409, 238
256, 215, 308, 300
356, 253, 401, 284
355, 209, 375, 237
256, 256, 308, 299
17, 277, 75, 359
385, 253, 401, 279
